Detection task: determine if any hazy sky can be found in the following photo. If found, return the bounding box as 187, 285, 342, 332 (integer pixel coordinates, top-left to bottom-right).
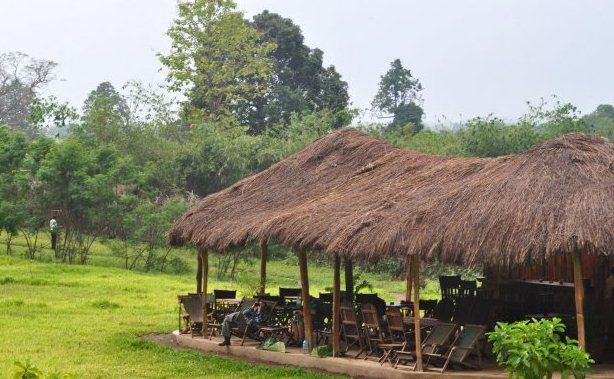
1, 0, 612, 125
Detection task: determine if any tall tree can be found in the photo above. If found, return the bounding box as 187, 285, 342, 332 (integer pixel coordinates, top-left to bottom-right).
159, 0, 275, 126
372, 59, 424, 133
75, 82, 130, 145
250, 10, 350, 132
0, 52, 58, 137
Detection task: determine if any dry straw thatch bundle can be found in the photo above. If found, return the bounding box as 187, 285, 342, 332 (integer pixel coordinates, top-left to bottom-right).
169, 128, 613, 268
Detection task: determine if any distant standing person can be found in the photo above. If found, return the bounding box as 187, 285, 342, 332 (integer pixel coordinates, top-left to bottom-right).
50, 217, 58, 250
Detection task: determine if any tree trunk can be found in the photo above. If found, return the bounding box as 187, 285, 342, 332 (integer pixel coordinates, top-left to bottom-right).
344, 258, 354, 303
259, 240, 268, 295
332, 254, 341, 357
572, 248, 586, 351
412, 254, 423, 371
298, 249, 313, 350
201, 248, 209, 338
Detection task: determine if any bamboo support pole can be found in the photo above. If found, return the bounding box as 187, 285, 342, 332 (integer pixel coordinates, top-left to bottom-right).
411, 254, 423, 371
259, 240, 268, 295
201, 248, 209, 338
406, 254, 413, 302
196, 250, 203, 293
332, 254, 341, 357
298, 249, 313, 350
344, 259, 354, 302
572, 248, 586, 351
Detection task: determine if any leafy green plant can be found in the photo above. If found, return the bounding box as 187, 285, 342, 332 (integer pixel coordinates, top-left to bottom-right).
13, 359, 42, 379
487, 318, 593, 379
13, 359, 73, 379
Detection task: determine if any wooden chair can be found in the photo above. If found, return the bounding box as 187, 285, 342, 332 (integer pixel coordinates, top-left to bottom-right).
378, 307, 415, 366
394, 322, 458, 370
240, 300, 279, 345
419, 299, 438, 318
229, 297, 256, 341
177, 294, 191, 333
433, 297, 455, 322
439, 275, 461, 299
459, 280, 477, 298
182, 293, 213, 338
424, 324, 486, 372
360, 303, 388, 360
213, 289, 236, 300
340, 303, 367, 358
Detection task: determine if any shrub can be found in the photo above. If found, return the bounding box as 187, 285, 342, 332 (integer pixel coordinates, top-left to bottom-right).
487, 318, 593, 379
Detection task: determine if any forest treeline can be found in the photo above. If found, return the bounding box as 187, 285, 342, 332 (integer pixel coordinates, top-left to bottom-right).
1, 0, 612, 272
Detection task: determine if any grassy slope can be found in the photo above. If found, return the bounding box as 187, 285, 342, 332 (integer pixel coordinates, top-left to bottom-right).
0, 234, 439, 378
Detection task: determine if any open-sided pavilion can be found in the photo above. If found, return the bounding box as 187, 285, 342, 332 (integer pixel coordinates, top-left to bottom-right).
168, 128, 614, 371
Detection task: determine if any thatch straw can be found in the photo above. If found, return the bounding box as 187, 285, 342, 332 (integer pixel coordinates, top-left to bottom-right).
169, 128, 614, 268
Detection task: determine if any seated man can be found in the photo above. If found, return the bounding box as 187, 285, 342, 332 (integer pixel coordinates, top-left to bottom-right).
218, 301, 262, 346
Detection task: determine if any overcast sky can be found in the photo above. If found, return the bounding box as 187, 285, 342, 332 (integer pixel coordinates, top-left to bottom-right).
1, 0, 612, 125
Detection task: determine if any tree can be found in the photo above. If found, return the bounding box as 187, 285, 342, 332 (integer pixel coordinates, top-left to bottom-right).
372, 59, 424, 133
0, 125, 28, 253
249, 10, 351, 132
0, 52, 58, 137
76, 82, 130, 145
159, 0, 275, 125
583, 104, 614, 140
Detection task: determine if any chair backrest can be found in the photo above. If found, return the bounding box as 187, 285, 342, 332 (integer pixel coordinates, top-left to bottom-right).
236, 297, 256, 313
256, 294, 281, 305
184, 294, 204, 323
433, 297, 455, 322
279, 287, 302, 298
360, 303, 382, 329
340, 303, 359, 324
448, 324, 485, 362
386, 307, 407, 337
422, 323, 458, 354
439, 275, 461, 298
258, 300, 278, 323
214, 289, 236, 300
459, 280, 477, 298
419, 299, 438, 317
356, 293, 386, 317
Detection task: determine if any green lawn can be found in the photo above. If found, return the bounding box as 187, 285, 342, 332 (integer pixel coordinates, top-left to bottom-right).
0, 234, 441, 378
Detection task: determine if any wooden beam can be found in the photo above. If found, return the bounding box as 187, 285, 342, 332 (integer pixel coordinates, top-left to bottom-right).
298, 249, 313, 350
259, 240, 268, 295
406, 254, 413, 302
344, 258, 354, 303
572, 248, 586, 351
196, 250, 203, 293
411, 254, 423, 371
201, 248, 209, 338
332, 254, 341, 357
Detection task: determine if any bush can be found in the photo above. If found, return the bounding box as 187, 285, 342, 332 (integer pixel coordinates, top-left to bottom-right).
487, 318, 593, 379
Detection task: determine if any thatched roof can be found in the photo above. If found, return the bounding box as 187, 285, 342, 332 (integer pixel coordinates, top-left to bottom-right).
169, 128, 614, 267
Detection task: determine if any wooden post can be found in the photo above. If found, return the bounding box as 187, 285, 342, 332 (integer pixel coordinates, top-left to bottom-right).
332, 254, 341, 357
572, 248, 586, 351
259, 240, 268, 295
411, 254, 423, 371
200, 248, 209, 338
406, 254, 413, 302
196, 250, 203, 293
298, 249, 313, 350
344, 258, 354, 303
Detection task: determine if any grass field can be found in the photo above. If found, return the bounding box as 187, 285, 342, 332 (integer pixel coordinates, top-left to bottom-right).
0, 233, 442, 378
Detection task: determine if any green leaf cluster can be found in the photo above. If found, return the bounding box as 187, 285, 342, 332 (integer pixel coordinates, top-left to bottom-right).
487, 318, 594, 379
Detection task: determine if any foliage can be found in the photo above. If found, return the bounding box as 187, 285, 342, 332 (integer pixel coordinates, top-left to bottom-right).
0, 52, 58, 137
250, 10, 351, 132
487, 318, 593, 379
372, 59, 424, 133
159, 0, 275, 126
